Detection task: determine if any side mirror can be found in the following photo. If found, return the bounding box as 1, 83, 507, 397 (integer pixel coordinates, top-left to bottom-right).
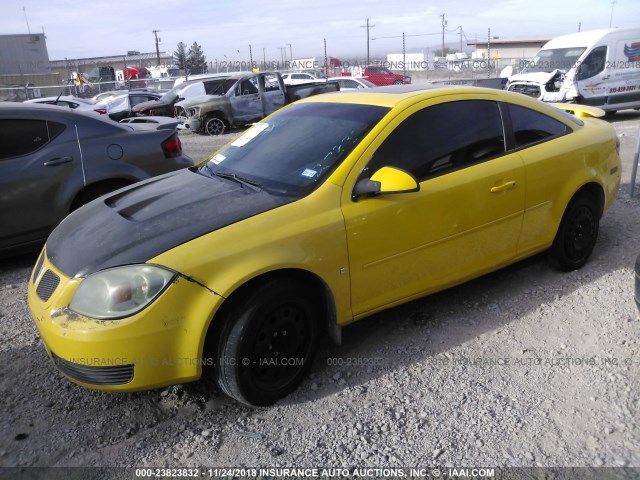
352, 166, 420, 200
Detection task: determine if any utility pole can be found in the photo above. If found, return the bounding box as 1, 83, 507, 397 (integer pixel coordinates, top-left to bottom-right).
263, 48, 266, 70
249, 44, 254, 70
288, 43, 293, 63
440, 14, 447, 57
361, 18, 375, 66
22, 6, 31, 34
609, 1, 616, 28
153, 30, 161, 65
459, 26, 463, 53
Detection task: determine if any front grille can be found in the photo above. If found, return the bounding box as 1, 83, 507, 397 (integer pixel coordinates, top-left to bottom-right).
52, 353, 134, 385
36, 270, 60, 301
508, 83, 541, 98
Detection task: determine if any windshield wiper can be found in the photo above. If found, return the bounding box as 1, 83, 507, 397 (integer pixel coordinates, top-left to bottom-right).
214, 171, 262, 192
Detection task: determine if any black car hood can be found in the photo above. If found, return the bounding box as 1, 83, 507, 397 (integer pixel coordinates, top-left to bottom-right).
46, 170, 294, 278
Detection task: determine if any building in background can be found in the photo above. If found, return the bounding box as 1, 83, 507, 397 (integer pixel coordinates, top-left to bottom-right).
467, 36, 550, 61
0, 33, 51, 75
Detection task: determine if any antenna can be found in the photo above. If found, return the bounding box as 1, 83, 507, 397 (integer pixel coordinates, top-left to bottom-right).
23, 6, 31, 35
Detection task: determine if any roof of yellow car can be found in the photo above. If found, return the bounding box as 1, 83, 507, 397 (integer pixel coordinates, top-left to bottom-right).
300, 84, 507, 108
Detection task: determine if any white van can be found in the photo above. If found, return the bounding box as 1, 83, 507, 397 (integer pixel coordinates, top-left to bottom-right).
506, 28, 640, 112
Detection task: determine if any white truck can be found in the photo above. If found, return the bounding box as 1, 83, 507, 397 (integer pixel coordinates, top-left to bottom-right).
506, 28, 640, 113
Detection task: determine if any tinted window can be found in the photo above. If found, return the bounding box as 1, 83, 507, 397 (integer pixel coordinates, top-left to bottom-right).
508, 104, 570, 148
0, 119, 65, 160
363, 100, 505, 182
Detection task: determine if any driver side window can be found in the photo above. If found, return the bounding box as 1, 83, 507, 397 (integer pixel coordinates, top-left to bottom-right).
577, 46, 607, 80
361, 100, 506, 182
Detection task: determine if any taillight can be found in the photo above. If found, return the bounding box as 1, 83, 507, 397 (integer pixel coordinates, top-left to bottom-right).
162, 134, 182, 158
94, 108, 107, 115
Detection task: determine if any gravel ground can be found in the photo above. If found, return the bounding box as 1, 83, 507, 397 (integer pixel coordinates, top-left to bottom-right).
1, 112, 639, 473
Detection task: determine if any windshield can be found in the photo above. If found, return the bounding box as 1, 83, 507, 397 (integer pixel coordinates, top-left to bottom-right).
198, 102, 389, 197
521, 47, 587, 73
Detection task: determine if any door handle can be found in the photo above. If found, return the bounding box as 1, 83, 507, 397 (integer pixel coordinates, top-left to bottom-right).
490, 181, 516, 193
601, 75, 610, 80
44, 156, 73, 166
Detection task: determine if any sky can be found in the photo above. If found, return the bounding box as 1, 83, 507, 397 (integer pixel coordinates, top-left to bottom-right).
1, 0, 636, 63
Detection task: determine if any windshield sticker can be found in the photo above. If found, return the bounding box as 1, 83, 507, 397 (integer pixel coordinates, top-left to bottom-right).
301, 169, 317, 178
210, 153, 226, 165
231, 122, 269, 147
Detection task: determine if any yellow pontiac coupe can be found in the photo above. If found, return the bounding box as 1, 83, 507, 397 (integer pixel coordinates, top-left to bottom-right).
28, 86, 621, 406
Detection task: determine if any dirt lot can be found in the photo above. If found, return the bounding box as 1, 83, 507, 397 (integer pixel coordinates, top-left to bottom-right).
0, 111, 639, 474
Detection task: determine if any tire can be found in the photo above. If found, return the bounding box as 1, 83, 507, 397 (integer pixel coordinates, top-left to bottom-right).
548, 193, 599, 271
216, 278, 320, 406
393, 80, 403, 85
205, 116, 226, 136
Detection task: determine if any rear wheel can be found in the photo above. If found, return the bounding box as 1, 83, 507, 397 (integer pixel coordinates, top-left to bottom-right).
548, 193, 599, 271
205, 116, 226, 136
393, 80, 403, 85
216, 278, 320, 406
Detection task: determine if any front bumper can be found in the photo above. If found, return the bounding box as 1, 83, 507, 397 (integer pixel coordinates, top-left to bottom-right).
179, 117, 201, 131
28, 250, 223, 391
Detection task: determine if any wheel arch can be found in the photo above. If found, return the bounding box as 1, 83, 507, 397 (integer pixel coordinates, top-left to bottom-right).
569, 181, 605, 218
69, 178, 135, 211
202, 268, 340, 367
203, 110, 228, 125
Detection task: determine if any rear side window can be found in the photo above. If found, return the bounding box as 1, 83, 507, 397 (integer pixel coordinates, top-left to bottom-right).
507, 104, 571, 148
364, 100, 506, 182
0, 119, 65, 160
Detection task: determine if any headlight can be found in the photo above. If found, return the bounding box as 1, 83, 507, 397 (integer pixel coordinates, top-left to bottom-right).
70, 265, 177, 319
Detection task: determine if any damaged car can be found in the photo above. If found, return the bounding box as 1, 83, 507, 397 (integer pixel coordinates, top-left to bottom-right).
174, 71, 339, 135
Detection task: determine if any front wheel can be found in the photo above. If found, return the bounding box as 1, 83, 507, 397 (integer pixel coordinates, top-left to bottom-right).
393, 80, 403, 85
548, 193, 599, 271
205, 116, 226, 136
216, 278, 320, 406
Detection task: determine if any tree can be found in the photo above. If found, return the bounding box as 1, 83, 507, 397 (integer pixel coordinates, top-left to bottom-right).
173, 42, 188, 71
187, 42, 207, 75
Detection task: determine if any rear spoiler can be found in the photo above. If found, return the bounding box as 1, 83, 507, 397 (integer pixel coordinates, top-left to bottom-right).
550, 103, 606, 119
119, 116, 179, 131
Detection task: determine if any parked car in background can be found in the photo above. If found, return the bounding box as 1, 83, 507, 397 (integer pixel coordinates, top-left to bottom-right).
0, 103, 192, 254
328, 76, 377, 91
506, 28, 640, 113
105, 90, 163, 121
175, 71, 339, 135
132, 77, 231, 117
24, 96, 107, 115
363, 66, 411, 86
27, 86, 620, 407
281, 71, 326, 85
